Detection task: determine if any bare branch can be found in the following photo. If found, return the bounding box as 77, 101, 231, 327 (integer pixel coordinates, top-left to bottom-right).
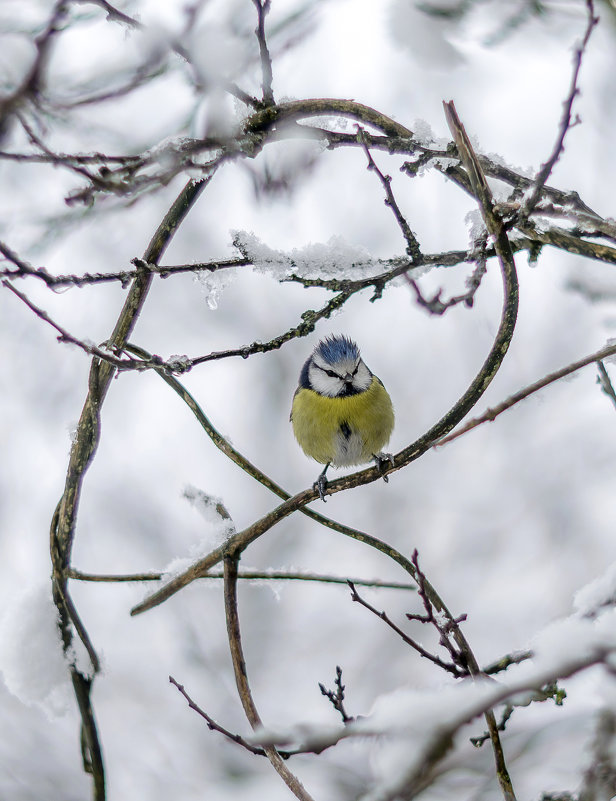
169, 676, 275, 757
2, 281, 141, 369
519, 0, 598, 221
348, 581, 464, 677
437, 340, 616, 446
358, 128, 422, 262
223, 556, 315, 800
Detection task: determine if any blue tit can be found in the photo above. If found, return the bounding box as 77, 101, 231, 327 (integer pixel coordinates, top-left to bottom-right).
291, 335, 395, 500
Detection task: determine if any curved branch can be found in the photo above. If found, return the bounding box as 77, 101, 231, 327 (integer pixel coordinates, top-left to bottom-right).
50, 172, 215, 799
223, 556, 316, 801
130, 104, 519, 618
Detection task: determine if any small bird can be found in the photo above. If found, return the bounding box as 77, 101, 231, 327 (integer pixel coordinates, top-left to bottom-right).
291, 335, 395, 500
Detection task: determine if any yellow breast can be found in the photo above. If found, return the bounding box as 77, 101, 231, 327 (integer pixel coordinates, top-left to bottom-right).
291, 375, 394, 467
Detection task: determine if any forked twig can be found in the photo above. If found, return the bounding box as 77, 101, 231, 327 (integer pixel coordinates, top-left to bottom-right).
319, 666, 354, 724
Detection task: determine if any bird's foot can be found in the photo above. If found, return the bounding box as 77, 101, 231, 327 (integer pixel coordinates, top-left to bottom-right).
314, 473, 329, 502
313, 464, 330, 502
373, 452, 394, 483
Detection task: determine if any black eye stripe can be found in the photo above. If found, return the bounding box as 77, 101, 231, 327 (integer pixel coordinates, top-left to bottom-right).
314, 362, 361, 379
315, 364, 342, 379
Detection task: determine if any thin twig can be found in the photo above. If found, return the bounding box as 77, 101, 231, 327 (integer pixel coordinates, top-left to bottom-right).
348, 581, 463, 676
318, 666, 354, 724
2, 281, 144, 369
359, 128, 422, 263
437, 341, 616, 446
169, 676, 274, 757
519, 0, 598, 220
68, 567, 415, 591
406, 550, 468, 672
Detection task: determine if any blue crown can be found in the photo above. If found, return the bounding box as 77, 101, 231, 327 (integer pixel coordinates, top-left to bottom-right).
316, 335, 360, 365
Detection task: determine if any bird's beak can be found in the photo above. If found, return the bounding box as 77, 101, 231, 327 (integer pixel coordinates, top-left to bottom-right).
343, 373, 354, 384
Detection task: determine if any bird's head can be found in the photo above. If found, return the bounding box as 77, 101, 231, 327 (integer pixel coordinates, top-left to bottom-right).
306, 335, 372, 397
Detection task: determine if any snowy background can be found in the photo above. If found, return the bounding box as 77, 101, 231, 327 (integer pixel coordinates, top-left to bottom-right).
2, 0, 616, 798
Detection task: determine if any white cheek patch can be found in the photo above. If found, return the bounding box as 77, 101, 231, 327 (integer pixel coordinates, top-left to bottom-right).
353, 362, 372, 392
308, 362, 343, 397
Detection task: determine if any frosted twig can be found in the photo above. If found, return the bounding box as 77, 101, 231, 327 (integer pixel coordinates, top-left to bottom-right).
482, 650, 533, 675
519, 0, 598, 221
437, 340, 616, 446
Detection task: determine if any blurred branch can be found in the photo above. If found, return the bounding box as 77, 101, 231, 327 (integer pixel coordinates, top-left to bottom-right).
75, 0, 141, 29
261, 641, 615, 801
596, 361, 616, 411
483, 650, 533, 675
0, 0, 68, 135
578, 709, 616, 801
471, 682, 566, 748
223, 555, 315, 800
68, 567, 415, 591
437, 340, 616, 446
252, 0, 275, 105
